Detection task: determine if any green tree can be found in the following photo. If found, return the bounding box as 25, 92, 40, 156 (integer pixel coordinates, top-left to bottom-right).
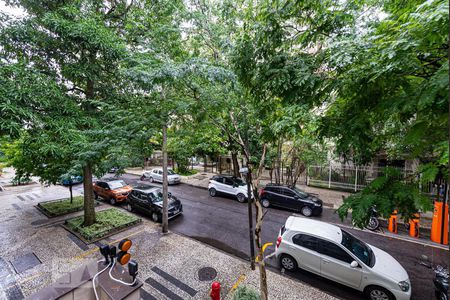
321, 0, 448, 224
0, 1, 138, 225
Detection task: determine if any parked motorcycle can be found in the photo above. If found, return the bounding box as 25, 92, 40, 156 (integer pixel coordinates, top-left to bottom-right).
365, 206, 380, 231
420, 255, 449, 300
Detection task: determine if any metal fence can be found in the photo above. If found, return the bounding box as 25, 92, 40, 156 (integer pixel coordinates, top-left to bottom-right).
307, 165, 415, 192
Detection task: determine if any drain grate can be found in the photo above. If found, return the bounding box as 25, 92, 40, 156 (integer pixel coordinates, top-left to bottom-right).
10, 253, 41, 274
198, 267, 217, 281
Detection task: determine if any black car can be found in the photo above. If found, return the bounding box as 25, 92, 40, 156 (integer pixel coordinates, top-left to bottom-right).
127, 185, 183, 222
259, 184, 323, 217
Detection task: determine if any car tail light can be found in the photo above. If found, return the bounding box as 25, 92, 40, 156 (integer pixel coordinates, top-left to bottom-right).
259, 188, 265, 197
276, 236, 282, 248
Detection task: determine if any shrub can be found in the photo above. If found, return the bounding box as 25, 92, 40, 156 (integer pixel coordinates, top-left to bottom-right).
232, 286, 260, 300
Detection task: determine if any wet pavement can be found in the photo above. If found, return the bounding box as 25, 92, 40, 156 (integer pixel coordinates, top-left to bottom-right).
120, 173, 447, 300
0, 174, 447, 300
0, 182, 337, 300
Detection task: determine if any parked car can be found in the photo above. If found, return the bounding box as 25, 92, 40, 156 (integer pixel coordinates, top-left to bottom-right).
208, 175, 252, 203
275, 217, 411, 300
259, 184, 323, 216
93, 179, 132, 205
108, 166, 119, 173
60, 175, 83, 186
141, 168, 181, 185
127, 185, 183, 222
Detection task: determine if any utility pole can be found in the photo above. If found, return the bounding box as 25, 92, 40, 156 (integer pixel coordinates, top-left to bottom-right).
162, 120, 169, 233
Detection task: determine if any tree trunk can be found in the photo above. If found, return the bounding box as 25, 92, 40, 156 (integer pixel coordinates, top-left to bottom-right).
162, 122, 169, 234
204, 155, 207, 172
69, 184, 73, 204
232, 151, 240, 177
251, 144, 268, 300
82, 163, 95, 226
276, 138, 282, 184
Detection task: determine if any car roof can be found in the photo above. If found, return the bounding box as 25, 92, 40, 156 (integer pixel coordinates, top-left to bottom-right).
285, 216, 342, 244
101, 179, 125, 183
266, 183, 292, 189
133, 185, 160, 192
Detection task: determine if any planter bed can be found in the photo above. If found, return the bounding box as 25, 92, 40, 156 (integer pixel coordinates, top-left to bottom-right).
36, 197, 100, 218
63, 208, 142, 244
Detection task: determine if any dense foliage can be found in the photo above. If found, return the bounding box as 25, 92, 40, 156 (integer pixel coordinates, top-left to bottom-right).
0, 0, 447, 280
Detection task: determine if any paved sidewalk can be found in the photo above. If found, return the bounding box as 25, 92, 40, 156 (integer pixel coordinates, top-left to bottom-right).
0, 183, 338, 300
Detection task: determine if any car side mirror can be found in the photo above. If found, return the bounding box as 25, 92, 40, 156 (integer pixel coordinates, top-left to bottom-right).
350, 261, 359, 268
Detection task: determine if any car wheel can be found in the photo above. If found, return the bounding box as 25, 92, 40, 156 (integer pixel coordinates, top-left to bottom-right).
149, 177, 154, 183
94, 192, 98, 200
301, 206, 313, 217
236, 193, 246, 203
209, 188, 216, 197
261, 198, 270, 208
151, 212, 160, 223
365, 286, 394, 300
127, 203, 134, 212
437, 291, 448, 300
109, 197, 116, 205
280, 254, 297, 271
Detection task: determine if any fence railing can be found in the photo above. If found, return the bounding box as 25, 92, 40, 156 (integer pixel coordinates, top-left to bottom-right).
307, 165, 415, 192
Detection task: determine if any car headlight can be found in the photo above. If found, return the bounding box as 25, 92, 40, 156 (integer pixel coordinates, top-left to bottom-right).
398, 281, 410, 292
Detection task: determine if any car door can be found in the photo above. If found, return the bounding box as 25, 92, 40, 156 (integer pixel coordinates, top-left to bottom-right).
318, 239, 362, 288
265, 187, 282, 207
130, 191, 144, 211
97, 182, 108, 198
140, 193, 153, 215
291, 234, 321, 274
281, 188, 299, 210
223, 177, 235, 195
156, 170, 163, 182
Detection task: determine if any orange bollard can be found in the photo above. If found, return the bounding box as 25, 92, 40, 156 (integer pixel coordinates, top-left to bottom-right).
431, 201, 449, 245
408, 213, 420, 238
210, 281, 221, 300
388, 210, 398, 234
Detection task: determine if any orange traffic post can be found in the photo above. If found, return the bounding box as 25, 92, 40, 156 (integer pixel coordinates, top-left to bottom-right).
408, 213, 420, 238
388, 210, 398, 234
431, 201, 449, 245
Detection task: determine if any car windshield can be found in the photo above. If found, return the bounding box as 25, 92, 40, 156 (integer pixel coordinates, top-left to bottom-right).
149, 189, 163, 202
293, 187, 309, 198
108, 180, 127, 190
234, 178, 246, 186
168, 170, 176, 175
341, 230, 375, 267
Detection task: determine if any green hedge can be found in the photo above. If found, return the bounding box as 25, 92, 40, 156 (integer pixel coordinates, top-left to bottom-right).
65, 208, 141, 243
38, 196, 85, 217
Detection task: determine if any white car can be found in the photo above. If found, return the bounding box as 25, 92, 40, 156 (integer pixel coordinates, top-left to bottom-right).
208, 175, 252, 203
141, 168, 181, 185
275, 217, 411, 300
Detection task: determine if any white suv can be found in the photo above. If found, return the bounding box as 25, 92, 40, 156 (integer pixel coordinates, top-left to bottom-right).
275, 217, 411, 300
208, 175, 252, 203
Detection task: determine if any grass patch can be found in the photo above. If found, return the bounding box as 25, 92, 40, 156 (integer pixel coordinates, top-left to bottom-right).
176, 169, 198, 176
38, 196, 85, 217
65, 208, 141, 243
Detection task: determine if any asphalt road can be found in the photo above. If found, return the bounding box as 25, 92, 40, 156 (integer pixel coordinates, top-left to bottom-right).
112, 173, 447, 300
